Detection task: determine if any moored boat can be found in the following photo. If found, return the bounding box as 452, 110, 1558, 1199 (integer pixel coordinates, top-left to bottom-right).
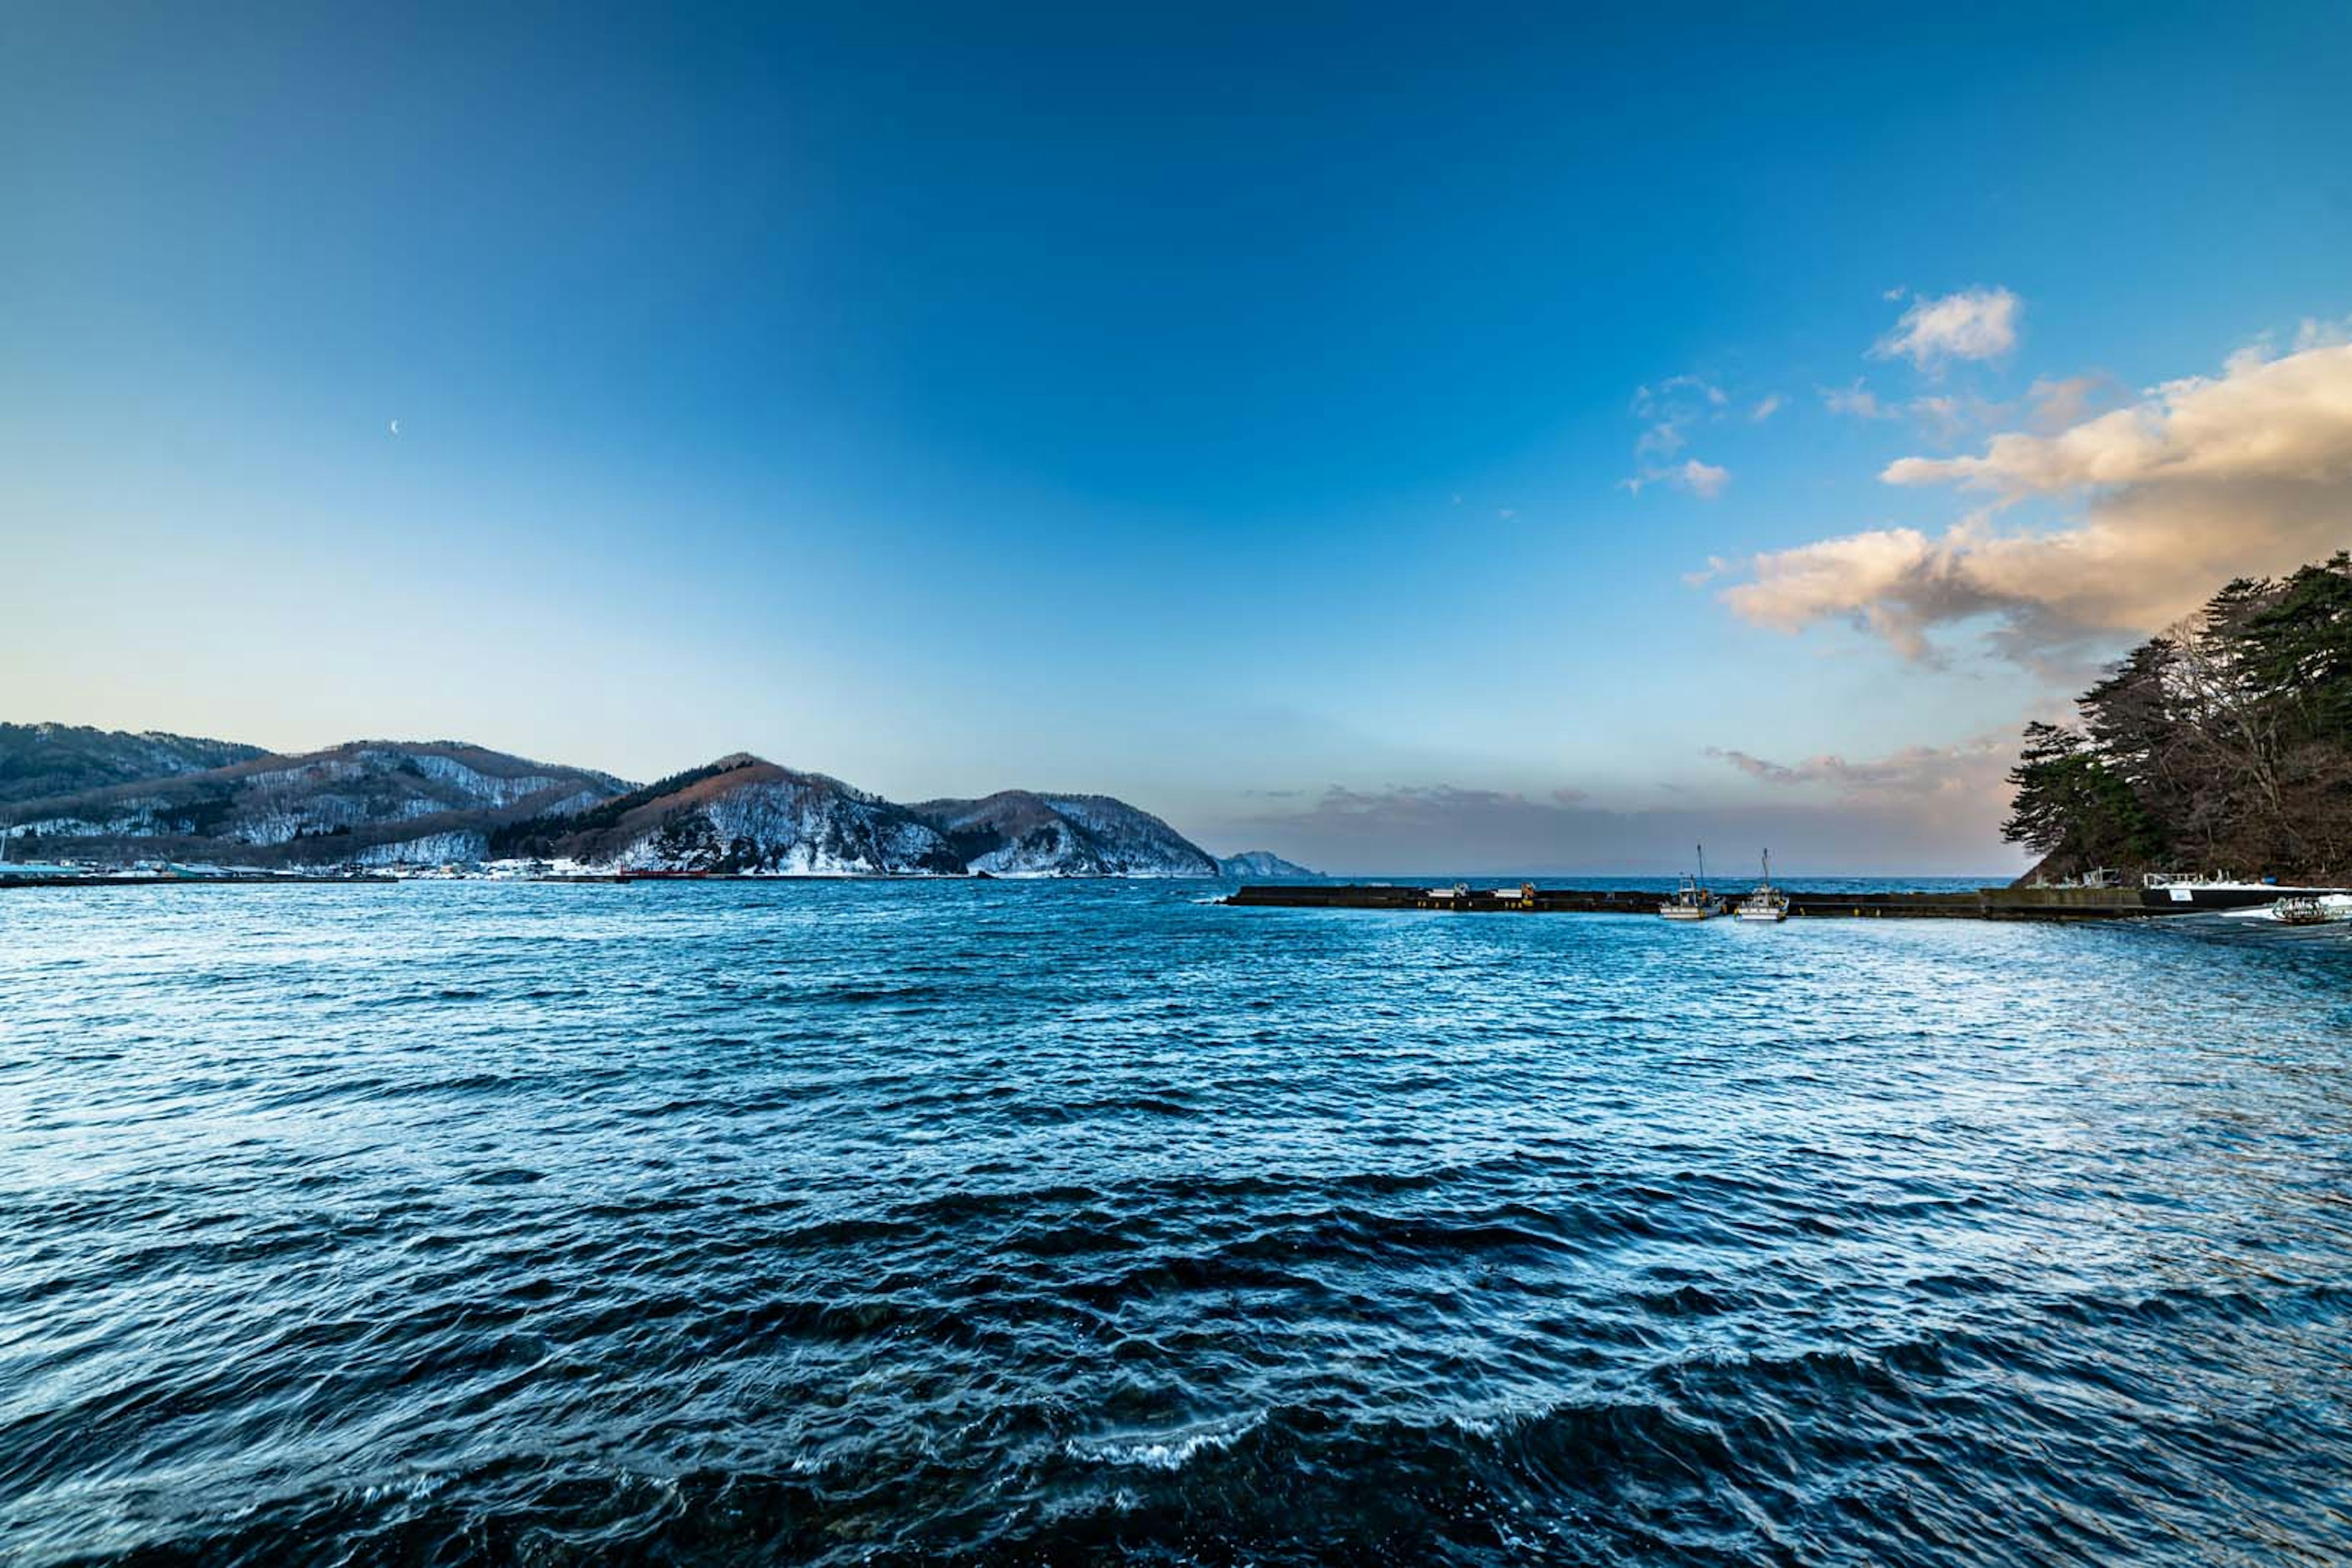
2266, 894, 2352, 925
1736, 850, 1790, 922
1660, 847, 1719, 921
2217, 892, 2352, 924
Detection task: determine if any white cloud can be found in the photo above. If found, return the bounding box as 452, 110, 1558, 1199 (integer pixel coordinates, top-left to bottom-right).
1680, 460, 1730, 499
1872, 286, 2021, 370
1627, 374, 1732, 497
1883, 341, 2352, 492
1722, 337, 2352, 660
1627, 460, 1730, 500
1637, 421, 1687, 458
2025, 373, 2122, 432
1822, 379, 1893, 419
2294, 314, 2352, 352
1904, 392, 2010, 446
1751, 393, 1784, 422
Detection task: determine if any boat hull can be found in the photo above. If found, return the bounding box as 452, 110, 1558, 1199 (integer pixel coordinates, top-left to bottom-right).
2142, 883, 2352, 912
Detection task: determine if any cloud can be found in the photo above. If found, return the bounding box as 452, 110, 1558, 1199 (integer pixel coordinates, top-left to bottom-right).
1872, 286, 2021, 370
1679, 459, 1730, 499
1627, 459, 1730, 500
1213, 772, 2022, 876
1750, 393, 1784, 422
1702, 735, 2019, 852
1637, 421, 1687, 458
1631, 377, 1725, 421
1681, 553, 1732, 588
1721, 338, 2352, 661
1708, 734, 2012, 802
1822, 379, 1893, 419
1882, 341, 2352, 492
1826, 380, 2003, 439
1907, 395, 1967, 444
1904, 392, 2012, 446
2026, 373, 2123, 432
1627, 375, 1732, 493
2294, 314, 2352, 352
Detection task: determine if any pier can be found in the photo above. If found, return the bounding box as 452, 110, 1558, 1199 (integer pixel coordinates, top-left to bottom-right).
1224, 882, 2321, 920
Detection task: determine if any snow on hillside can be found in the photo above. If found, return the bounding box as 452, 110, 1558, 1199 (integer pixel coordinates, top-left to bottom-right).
2, 741, 629, 862
600, 775, 963, 875
1033, 794, 1218, 875
6, 733, 1231, 880
349, 831, 491, 867
1217, 850, 1320, 878
908, 791, 1218, 876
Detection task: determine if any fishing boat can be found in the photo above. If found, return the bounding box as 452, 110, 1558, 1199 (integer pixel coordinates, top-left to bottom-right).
2217, 892, 2352, 924
2266, 894, 2352, 926
1736, 850, 1790, 922
1659, 847, 1718, 921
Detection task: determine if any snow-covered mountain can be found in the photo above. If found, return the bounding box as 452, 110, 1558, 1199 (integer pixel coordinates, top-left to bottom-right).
906, 790, 1219, 876
4, 729, 1228, 876
1217, 850, 1320, 878
3, 741, 629, 866
545, 758, 964, 875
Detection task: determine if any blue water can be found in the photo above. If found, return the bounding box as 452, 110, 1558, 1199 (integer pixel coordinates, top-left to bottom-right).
2, 880, 2348, 1566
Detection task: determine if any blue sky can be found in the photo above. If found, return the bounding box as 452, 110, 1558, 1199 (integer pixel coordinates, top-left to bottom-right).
6, 3, 2351, 872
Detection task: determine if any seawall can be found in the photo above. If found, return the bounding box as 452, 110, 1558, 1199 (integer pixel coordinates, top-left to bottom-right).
1224, 883, 2312, 919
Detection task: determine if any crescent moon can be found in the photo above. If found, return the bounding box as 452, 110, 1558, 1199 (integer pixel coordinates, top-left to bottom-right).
388, 420, 401, 436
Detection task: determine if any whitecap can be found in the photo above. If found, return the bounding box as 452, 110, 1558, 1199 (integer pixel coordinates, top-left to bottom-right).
1063, 1410, 1266, 1472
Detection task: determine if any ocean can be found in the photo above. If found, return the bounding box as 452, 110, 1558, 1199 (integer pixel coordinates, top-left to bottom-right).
3, 880, 2348, 1565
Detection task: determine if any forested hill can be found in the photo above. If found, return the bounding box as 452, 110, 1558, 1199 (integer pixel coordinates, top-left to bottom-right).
0, 724, 268, 805
2004, 552, 2352, 884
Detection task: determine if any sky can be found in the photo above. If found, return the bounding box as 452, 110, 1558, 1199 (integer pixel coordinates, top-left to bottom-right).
5, 2, 2351, 873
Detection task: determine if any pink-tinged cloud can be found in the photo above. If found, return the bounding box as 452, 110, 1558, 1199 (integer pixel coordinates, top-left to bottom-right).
1213, 771, 2023, 876
1721, 339, 2352, 660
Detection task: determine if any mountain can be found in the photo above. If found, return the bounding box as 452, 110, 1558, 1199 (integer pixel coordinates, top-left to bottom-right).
529, 756, 965, 875
907, 790, 1219, 876
1217, 850, 1320, 878
3, 730, 1224, 876
4, 741, 630, 866
0, 723, 268, 805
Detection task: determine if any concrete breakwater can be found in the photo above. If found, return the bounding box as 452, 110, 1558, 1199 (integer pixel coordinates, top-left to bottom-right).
1224, 883, 2311, 919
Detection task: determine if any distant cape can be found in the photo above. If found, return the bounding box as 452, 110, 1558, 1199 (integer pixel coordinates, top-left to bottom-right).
1217, 850, 1321, 879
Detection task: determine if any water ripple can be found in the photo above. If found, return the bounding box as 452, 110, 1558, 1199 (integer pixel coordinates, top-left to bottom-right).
1, 881, 2347, 1564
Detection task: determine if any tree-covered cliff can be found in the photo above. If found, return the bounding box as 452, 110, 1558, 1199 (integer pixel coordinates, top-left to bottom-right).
2005, 552, 2352, 883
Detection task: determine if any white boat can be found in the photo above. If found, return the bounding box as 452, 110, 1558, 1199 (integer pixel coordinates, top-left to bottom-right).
2226, 893, 2352, 925
1736, 850, 1790, 922
1659, 847, 1719, 921
2144, 872, 2352, 911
